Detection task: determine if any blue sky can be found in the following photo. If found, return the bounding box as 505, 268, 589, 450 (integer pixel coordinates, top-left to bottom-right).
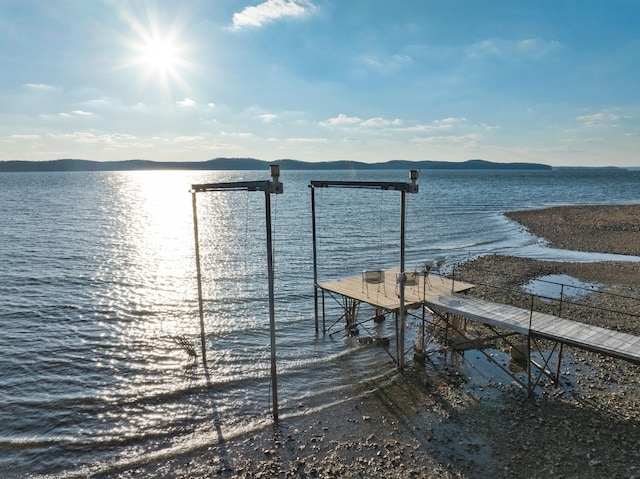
1, 0, 639, 166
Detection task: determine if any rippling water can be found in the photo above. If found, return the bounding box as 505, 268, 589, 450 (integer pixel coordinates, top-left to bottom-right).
1, 168, 639, 476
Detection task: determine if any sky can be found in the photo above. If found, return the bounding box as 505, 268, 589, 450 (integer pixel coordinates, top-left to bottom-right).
0, 0, 639, 167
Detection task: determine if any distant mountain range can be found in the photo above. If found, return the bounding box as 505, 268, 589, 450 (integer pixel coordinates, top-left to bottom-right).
0, 158, 553, 172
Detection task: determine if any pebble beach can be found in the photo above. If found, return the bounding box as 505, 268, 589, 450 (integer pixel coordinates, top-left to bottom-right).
105, 204, 640, 479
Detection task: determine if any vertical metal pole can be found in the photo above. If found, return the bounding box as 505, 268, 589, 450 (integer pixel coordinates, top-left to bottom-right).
311, 186, 319, 333
265, 191, 279, 420
191, 191, 207, 367
555, 342, 564, 386
527, 295, 534, 397
421, 274, 426, 349
398, 191, 406, 371
392, 310, 398, 365
451, 266, 455, 293
559, 284, 564, 318
322, 290, 326, 333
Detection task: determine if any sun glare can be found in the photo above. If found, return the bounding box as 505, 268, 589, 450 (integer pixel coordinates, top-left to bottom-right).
140, 36, 179, 73
120, 6, 193, 97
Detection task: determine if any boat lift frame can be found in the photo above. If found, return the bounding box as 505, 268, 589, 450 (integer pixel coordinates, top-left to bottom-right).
309, 170, 419, 370
190, 164, 283, 420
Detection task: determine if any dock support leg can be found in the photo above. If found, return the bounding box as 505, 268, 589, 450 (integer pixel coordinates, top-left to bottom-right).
555, 343, 564, 386
527, 296, 534, 398
394, 311, 400, 366
191, 191, 208, 368
322, 290, 326, 334
314, 287, 319, 334
527, 332, 533, 398
444, 313, 450, 346
265, 191, 279, 421
311, 187, 319, 334
398, 190, 407, 371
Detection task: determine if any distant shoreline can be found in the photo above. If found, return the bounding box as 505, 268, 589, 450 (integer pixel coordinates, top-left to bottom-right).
0, 157, 557, 172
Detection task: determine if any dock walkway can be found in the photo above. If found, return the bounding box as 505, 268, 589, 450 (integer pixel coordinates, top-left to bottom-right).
426, 293, 640, 365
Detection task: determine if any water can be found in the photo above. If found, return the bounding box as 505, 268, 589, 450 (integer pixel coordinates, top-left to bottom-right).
522, 274, 603, 301
1, 168, 639, 477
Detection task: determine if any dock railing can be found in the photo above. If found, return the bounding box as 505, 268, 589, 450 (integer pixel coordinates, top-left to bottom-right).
446, 263, 640, 394
451, 264, 640, 337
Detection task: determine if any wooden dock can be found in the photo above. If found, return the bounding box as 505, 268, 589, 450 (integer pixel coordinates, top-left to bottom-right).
317, 268, 474, 371
426, 293, 640, 365
317, 267, 640, 394
318, 268, 474, 312
319, 270, 640, 365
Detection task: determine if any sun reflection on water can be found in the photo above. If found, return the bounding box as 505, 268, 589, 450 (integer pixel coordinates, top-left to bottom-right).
92, 170, 274, 394
90, 171, 203, 405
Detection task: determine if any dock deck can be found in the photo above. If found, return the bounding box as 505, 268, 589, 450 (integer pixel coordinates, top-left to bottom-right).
318, 268, 474, 311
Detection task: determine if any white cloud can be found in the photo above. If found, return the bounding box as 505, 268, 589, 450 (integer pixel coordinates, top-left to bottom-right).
466, 38, 560, 60
173, 135, 204, 143
51, 110, 96, 119
232, 0, 316, 29
323, 114, 475, 133
358, 53, 412, 72
410, 133, 479, 147
577, 112, 624, 128
323, 113, 362, 125
480, 122, 498, 131
24, 83, 56, 91
111, 134, 138, 142
260, 113, 279, 122
397, 117, 468, 133
131, 102, 150, 112
435, 117, 468, 125
82, 98, 113, 108
361, 117, 402, 127
47, 131, 137, 145
176, 98, 196, 107
221, 131, 253, 137
286, 137, 326, 143
207, 143, 239, 150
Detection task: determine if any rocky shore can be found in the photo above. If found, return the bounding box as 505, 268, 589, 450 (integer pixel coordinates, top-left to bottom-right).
506, 204, 640, 256
110, 205, 640, 479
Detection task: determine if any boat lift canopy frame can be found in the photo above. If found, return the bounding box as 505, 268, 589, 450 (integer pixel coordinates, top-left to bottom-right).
190, 164, 283, 420
309, 170, 419, 370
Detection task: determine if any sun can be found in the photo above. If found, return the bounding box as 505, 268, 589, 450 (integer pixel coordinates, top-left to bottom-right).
120, 7, 193, 97
139, 35, 179, 74
134, 29, 188, 79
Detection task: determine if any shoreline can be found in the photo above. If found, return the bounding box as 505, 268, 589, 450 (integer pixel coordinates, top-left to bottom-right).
506, 204, 640, 256
103, 205, 640, 479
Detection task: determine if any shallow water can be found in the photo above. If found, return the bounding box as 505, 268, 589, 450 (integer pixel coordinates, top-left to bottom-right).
1, 168, 639, 476
522, 274, 603, 301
